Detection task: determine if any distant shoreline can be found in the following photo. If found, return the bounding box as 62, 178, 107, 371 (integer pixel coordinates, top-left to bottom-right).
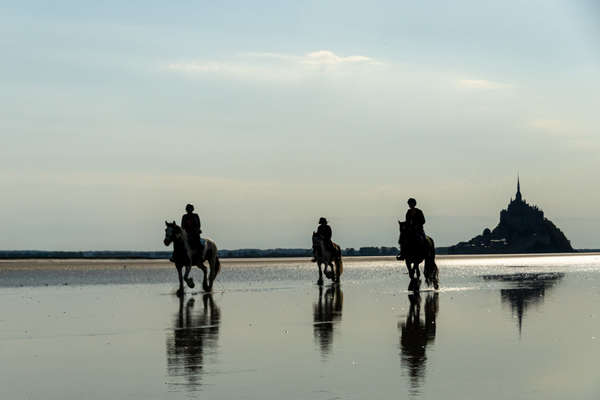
1, 252, 599, 272
0, 248, 597, 260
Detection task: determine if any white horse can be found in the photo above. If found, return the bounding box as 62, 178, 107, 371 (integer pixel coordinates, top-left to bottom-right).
312, 232, 343, 285
163, 221, 221, 296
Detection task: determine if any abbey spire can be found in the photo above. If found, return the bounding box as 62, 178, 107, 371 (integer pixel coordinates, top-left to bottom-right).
515, 175, 522, 202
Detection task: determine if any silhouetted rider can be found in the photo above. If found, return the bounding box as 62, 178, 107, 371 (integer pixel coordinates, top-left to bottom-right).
182, 203, 202, 239
312, 217, 335, 261
400, 198, 426, 259
170, 204, 203, 263
406, 198, 425, 235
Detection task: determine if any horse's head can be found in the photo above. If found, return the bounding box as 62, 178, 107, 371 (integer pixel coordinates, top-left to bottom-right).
164, 220, 181, 246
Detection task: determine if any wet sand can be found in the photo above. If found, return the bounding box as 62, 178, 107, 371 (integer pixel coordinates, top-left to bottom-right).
1, 254, 599, 399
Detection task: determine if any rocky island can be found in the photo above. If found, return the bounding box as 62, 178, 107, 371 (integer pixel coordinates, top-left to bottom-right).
449, 179, 574, 254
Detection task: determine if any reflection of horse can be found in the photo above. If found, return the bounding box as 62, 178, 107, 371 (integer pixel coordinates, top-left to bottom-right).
166, 294, 221, 392
313, 285, 343, 357
399, 292, 438, 396
164, 221, 221, 295
312, 232, 343, 285
398, 221, 439, 291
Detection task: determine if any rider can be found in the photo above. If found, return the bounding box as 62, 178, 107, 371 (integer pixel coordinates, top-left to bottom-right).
400, 198, 426, 259
312, 217, 335, 261
170, 204, 203, 263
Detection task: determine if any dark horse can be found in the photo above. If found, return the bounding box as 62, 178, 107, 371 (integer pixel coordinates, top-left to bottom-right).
397, 221, 439, 291
312, 232, 343, 285
163, 221, 221, 296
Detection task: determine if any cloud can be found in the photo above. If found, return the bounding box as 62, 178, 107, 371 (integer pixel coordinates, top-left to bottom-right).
529, 119, 567, 135
458, 79, 512, 90
166, 50, 383, 81
301, 50, 378, 65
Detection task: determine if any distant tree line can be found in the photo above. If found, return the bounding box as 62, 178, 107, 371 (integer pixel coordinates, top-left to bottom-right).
2, 246, 588, 260
0, 247, 406, 260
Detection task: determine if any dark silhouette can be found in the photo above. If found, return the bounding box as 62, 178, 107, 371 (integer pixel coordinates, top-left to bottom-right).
313, 285, 343, 358
312, 231, 343, 285
482, 272, 564, 335
164, 221, 221, 295
179, 204, 203, 261
166, 294, 221, 392
398, 221, 439, 291
449, 178, 574, 254
403, 198, 426, 256
399, 292, 439, 396
312, 217, 335, 258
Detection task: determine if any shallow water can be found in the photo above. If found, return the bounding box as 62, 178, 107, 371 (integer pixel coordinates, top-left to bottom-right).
0, 254, 599, 399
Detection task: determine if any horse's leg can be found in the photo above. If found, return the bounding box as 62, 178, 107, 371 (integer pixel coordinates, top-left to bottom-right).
207, 256, 216, 291
330, 261, 336, 283
415, 262, 421, 279
199, 264, 210, 292
317, 262, 324, 286
327, 260, 335, 281
176, 264, 184, 297
183, 264, 195, 288
405, 259, 414, 279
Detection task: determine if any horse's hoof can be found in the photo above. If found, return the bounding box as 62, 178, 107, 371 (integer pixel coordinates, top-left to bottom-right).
408, 278, 421, 292
176, 288, 184, 297
317, 279, 323, 286
185, 277, 195, 289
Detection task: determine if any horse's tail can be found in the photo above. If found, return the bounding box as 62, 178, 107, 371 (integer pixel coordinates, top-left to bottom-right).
334, 244, 343, 278
335, 254, 343, 278
424, 236, 439, 289
215, 255, 221, 277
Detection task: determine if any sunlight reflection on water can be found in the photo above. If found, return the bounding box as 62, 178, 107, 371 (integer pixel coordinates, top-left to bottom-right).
0, 254, 598, 399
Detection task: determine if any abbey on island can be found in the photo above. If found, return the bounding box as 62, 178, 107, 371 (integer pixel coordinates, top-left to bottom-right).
449, 179, 573, 254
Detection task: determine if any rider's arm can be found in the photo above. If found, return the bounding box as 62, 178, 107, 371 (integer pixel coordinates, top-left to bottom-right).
194, 214, 202, 233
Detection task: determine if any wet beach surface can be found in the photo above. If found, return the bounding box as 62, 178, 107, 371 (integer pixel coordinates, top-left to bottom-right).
1, 255, 599, 399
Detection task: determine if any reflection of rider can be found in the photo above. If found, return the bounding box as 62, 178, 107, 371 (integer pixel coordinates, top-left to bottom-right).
312, 217, 334, 261
401, 198, 426, 259
171, 204, 203, 263
399, 293, 438, 395
313, 285, 343, 357
166, 294, 220, 390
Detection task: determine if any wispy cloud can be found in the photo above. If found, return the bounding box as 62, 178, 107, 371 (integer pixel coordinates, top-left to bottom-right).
166, 50, 383, 81
458, 79, 513, 90
529, 119, 568, 135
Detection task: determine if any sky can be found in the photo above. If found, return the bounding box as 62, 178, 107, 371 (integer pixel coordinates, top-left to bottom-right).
1, 1, 599, 250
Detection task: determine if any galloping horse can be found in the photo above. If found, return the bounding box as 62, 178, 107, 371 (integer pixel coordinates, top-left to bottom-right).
312, 232, 343, 285
398, 221, 439, 291
163, 221, 221, 295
